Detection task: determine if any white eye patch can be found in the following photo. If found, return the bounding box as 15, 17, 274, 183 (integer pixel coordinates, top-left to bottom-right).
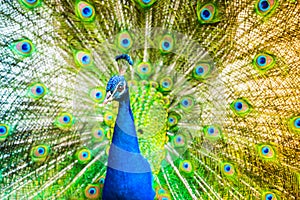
103, 81, 126, 105
112, 81, 126, 97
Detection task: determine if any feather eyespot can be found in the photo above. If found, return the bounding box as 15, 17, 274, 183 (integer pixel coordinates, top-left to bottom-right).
230, 98, 252, 117
104, 112, 115, 126
159, 34, 175, 54
259, 0, 270, 11
255, 0, 277, 16
262, 192, 279, 200
253, 53, 276, 72
221, 162, 237, 179
203, 125, 222, 141
116, 31, 133, 52
156, 187, 171, 200
75, 148, 92, 164
167, 112, 180, 127
197, 3, 219, 24
90, 87, 105, 103
193, 63, 213, 80
74, 50, 93, 67
136, 62, 153, 79
92, 127, 106, 142
30, 145, 50, 162
84, 184, 101, 199
257, 144, 276, 160
121, 38, 130, 48
54, 112, 74, 129
76, 1, 95, 22
11, 39, 35, 57
159, 77, 173, 92
0, 124, 10, 142
172, 134, 186, 148
135, 0, 157, 8
19, 0, 42, 8
96, 176, 105, 187
179, 96, 195, 111
223, 164, 234, 175
179, 160, 193, 174
157, 188, 167, 195
294, 118, 300, 128
288, 116, 300, 132
28, 83, 47, 100
162, 96, 170, 106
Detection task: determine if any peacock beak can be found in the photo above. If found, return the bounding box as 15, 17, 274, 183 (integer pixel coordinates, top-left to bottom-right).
103, 91, 113, 105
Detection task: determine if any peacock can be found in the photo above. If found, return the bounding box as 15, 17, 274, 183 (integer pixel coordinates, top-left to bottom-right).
102, 54, 155, 199
0, 0, 300, 199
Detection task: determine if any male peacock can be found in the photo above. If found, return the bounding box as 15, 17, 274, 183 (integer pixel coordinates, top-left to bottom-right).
0, 0, 300, 200
102, 54, 155, 199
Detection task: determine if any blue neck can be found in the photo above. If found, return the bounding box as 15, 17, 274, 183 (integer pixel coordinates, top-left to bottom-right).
103, 88, 156, 200
112, 91, 141, 153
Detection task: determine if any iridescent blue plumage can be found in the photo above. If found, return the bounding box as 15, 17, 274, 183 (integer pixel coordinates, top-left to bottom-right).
102, 55, 155, 200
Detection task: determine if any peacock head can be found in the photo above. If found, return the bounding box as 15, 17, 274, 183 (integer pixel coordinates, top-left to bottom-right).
103, 75, 128, 104
103, 54, 133, 104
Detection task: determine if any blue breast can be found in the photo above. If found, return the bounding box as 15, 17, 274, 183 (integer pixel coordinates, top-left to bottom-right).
102, 96, 155, 200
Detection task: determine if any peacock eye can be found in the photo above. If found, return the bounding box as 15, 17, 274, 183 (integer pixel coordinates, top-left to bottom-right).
156, 187, 171, 200
223, 164, 234, 174
117, 85, 124, 92
179, 96, 195, 111
159, 77, 173, 92
266, 194, 273, 200
54, 112, 74, 129
230, 98, 252, 117
257, 144, 276, 161
193, 63, 213, 80
289, 116, 300, 132
104, 112, 115, 126
0, 124, 10, 142
255, 0, 277, 16
253, 52, 276, 72
167, 112, 180, 127
92, 127, 107, 142
172, 134, 186, 148
19, 0, 42, 8
84, 184, 100, 199
159, 34, 175, 54
262, 192, 278, 200
197, 3, 219, 24
203, 125, 222, 141
136, 0, 157, 8
136, 62, 153, 79
89, 87, 105, 103
75, 1, 95, 22
74, 50, 93, 67
27, 83, 47, 100
116, 31, 134, 52
179, 160, 193, 174
220, 162, 237, 179
30, 145, 50, 162
75, 148, 92, 164
99, 176, 105, 185
10, 39, 35, 57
